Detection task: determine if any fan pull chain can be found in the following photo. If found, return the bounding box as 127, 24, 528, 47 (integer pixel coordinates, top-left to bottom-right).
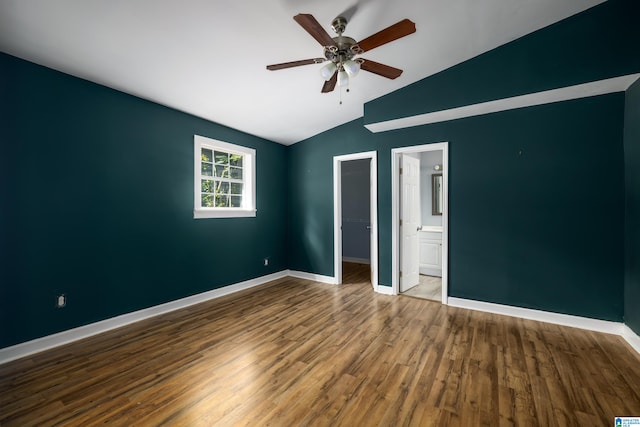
339, 82, 351, 105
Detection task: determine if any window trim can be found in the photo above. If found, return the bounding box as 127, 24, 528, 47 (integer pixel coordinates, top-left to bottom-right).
194, 135, 256, 219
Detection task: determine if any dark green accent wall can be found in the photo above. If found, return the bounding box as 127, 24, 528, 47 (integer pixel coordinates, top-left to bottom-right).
289, 94, 625, 321
288, 120, 376, 275
365, 0, 640, 125
624, 78, 640, 333
0, 53, 288, 348
289, 0, 638, 322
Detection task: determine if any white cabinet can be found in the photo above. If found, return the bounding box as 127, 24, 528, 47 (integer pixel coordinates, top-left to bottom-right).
419, 230, 442, 277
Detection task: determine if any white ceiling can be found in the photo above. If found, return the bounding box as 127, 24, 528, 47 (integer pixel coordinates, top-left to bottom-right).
0, 0, 604, 145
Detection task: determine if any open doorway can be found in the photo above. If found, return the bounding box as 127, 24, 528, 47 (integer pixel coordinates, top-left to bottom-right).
333, 151, 378, 290
391, 143, 448, 303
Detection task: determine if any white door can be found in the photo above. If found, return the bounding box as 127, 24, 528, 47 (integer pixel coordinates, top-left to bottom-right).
400, 154, 421, 292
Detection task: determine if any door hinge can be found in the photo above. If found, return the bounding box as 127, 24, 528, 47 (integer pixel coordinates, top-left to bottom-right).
399, 271, 403, 278
400, 219, 403, 226
400, 167, 403, 175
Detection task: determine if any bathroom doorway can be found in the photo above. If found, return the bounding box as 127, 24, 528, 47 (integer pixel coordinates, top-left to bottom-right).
391, 143, 448, 303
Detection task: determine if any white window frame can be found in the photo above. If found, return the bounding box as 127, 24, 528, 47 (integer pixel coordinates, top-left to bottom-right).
194, 135, 256, 219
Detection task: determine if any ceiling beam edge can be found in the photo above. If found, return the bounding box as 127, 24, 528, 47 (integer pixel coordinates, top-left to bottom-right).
364, 73, 640, 133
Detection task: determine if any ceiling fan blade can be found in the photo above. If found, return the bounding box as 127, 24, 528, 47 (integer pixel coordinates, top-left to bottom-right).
356, 19, 416, 53
321, 72, 338, 93
267, 58, 325, 71
360, 59, 403, 79
294, 14, 337, 47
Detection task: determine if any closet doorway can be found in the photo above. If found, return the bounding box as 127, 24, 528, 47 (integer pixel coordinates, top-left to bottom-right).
333, 151, 378, 290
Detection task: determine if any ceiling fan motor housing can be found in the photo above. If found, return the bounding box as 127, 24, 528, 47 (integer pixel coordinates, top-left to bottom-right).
324, 35, 359, 64
324, 16, 364, 66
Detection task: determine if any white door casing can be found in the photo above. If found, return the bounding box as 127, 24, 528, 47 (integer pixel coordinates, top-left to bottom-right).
400, 154, 421, 292
368, 158, 376, 290
333, 151, 378, 289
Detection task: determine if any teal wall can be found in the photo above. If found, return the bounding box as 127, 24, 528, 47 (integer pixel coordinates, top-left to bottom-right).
289, 95, 625, 321
289, 0, 638, 322
288, 120, 375, 276
365, 0, 640, 125
0, 53, 288, 348
624, 78, 640, 333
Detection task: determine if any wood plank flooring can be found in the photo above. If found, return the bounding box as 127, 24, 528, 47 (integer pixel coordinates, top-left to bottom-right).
1, 263, 639, 426
402, 275, 442, 302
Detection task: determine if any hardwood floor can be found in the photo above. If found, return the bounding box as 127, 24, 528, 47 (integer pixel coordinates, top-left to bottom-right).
402, 275, 442, 302
1, 263, 639, 426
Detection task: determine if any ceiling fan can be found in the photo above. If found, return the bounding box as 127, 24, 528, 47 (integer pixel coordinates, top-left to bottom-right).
267, 14, 416, 93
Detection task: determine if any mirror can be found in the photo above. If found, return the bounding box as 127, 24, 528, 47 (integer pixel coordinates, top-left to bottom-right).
432, 173, 443, 216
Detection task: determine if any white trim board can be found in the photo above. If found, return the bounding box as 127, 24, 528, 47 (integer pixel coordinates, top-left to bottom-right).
376, 285, 394, 295
365, 73, 640, 133
448, 297, 640, 356
448, 297, 623, 334
0, 270, 290, 365
288, 270, 337, 285
448, 296, 628, 334
622, 325, 640, 355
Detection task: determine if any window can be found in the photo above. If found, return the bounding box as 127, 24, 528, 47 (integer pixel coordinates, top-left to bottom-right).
194, 135, 255, 218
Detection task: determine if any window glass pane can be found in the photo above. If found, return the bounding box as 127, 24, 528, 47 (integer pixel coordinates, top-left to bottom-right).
230, 154, 243, 167
214, 151, 229, 165
215, 181, 229, 194
230, 167, 242, 180
230, 182, 243, 194
201, 148, 213, 163
215, 194, 229, 207
230, 195, 242, 207
215, 165, 229, 178
201, 163, 213, 176
201, 193, 213, 207
201, 179, 214, 193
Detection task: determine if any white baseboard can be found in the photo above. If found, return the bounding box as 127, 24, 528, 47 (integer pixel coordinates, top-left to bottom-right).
622, 325, 640, 354
288, 270, 337, 285
342, 257, 370, 265
0, 270, 290, 365
419, 267, 442, 277
376, 285, 394, 295
447, 297, 624, 335
446, 298, 640, 356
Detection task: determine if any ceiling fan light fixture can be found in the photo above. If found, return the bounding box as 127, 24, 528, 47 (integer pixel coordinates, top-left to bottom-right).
343, 59, 360, 77
266, 14, 416, 94
320, 62, 337, 80
337, 69, 349, 87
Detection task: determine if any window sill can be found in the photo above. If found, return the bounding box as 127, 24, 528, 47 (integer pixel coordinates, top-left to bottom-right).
194, 209, 256, 219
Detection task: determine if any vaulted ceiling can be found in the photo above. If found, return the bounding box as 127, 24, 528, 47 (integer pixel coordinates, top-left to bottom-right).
0, 0, 604, 145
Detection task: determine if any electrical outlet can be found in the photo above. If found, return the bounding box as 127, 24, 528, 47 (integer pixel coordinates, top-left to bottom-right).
263, 258, 269, 266
56, 294, 66, 308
